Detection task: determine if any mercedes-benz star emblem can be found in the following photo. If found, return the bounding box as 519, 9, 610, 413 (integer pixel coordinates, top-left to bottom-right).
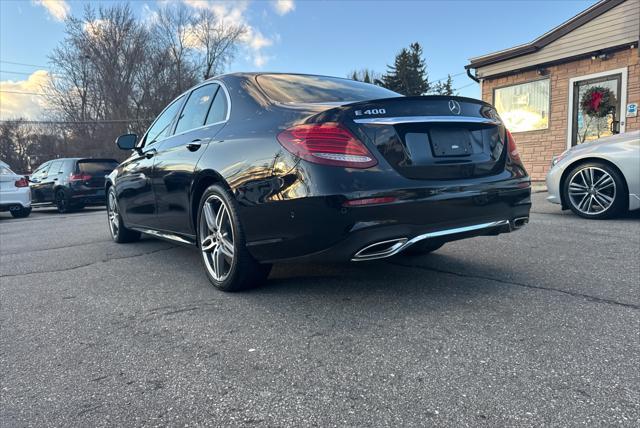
448, 100, 461, 115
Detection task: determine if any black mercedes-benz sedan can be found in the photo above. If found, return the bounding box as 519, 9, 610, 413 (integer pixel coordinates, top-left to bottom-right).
107, 73, 531, 291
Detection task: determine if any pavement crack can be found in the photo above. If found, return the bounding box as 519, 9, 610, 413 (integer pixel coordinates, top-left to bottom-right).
4, 239, 113, 256
0, 246, 177, 278
389, 261, 640, 310
162, 306, 199, 316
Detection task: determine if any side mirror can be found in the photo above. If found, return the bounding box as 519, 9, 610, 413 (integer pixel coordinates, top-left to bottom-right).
116, 133, 138, 150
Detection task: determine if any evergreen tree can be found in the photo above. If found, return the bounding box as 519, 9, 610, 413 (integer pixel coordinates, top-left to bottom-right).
348, 69, 380, 85
432, 74, 455, 96
381, 42, 429, 96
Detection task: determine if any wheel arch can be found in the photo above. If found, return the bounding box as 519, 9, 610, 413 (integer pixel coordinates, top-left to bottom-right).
190, 169, 233, 234
53, 184, 69, 197
105, 177, 114, 193
559, 156, 629, 208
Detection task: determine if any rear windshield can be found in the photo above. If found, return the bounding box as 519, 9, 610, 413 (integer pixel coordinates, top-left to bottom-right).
256, 74, 400, 104
78, 160, 118, 174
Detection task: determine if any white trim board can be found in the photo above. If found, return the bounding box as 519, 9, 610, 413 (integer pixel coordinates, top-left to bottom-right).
566, 66, 628, 149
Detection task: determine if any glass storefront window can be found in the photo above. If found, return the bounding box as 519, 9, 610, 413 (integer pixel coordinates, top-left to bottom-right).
494, 79, 550, 132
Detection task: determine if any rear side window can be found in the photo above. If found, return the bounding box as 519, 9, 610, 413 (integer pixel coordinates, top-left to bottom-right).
77, 160, 118, 174
256, 74, 400, 104
49, 160, 64, 175
145, 95, 185, 145
205, 87, 228, 125
175, 84, 218, 134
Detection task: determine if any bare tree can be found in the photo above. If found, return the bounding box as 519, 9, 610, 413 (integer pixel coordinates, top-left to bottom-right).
39, 2, 245, 162
151, 3, 198, 93
193, 9, 246, 79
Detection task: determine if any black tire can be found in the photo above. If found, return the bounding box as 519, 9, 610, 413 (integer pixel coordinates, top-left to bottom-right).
107, 187, 141, 243
55, 189, 70, 213
402, 240, 444, 256
10, 206, 31, 218
197, 184, 271, 291
562, 161, 627, 220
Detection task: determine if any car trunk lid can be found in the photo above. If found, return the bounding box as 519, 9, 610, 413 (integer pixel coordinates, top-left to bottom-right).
305, 96, 507, 180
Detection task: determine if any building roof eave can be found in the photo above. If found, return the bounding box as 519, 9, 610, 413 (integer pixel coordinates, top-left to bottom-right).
466, 0, 626, 70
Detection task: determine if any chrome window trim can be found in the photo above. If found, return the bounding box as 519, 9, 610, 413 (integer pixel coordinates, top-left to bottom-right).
353, 116, 501, 125
172, 82, 231, 137
140, 79, 231, 146
139, 94, 187, 148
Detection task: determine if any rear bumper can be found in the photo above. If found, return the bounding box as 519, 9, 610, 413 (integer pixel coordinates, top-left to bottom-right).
0, 188, 31, 211
243, 181, 531, 263
69, 187, 107, 205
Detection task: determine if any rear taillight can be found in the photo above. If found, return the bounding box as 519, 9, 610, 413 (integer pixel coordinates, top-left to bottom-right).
70, 173, 91, 182
277, 123, 377, 168
506, 130, 520, 162
14, 177, 29, 188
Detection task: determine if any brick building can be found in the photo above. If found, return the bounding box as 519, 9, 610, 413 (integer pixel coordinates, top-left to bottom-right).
466, 0, 639, 181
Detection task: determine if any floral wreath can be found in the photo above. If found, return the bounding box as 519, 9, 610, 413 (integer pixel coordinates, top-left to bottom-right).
580, 86, 617, 118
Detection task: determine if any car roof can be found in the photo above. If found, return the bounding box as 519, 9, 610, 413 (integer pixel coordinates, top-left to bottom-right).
210, 71, 366, 83
41, 158, 118, 163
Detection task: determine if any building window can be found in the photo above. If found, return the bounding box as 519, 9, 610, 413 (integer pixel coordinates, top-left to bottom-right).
494, 79, 550, 132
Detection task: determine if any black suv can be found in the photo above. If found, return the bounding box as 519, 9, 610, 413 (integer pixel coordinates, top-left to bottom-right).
30, 158, 118, 213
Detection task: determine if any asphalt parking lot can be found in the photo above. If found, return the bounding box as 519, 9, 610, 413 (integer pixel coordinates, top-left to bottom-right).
1, 193, 639, 426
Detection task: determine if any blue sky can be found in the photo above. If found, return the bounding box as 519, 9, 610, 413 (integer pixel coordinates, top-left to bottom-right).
0, 0, 597, 119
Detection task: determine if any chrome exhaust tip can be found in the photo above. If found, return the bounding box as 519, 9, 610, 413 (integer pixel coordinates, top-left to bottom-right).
352, 238, 408, 261
512, 217, 529, 230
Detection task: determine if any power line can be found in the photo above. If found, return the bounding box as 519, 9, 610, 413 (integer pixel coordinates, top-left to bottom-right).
0, 60, 49, 69
0, 119, 152, 124
454, 81, 477, 92
0, 69, 38, 76
430, 71, 466, 84
0, 90, 47, 96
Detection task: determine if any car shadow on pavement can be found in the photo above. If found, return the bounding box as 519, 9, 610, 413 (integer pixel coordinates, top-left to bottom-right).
249, 253, 509, 304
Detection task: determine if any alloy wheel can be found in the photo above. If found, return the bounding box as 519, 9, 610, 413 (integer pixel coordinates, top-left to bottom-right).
107, 191, 119, 237
200, 195, 235, 281
567, 166, 616, 215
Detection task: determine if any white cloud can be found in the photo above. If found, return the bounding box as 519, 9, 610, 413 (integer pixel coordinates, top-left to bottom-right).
273, 0, 294, 15
0, 71, 51, 120
83, 19, 109, 38
253, 53, 271, 68
32, 0, 70, 22
243, 28, 272, 51
181, 0, 274, 68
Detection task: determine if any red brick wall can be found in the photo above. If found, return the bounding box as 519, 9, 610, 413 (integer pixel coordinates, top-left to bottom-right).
481, 47, 639, 181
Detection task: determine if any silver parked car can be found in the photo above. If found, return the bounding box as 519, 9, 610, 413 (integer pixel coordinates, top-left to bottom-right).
546, 130, 639, 219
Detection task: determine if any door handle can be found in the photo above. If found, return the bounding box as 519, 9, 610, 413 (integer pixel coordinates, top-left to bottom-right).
144, 148, 157, 159
187, 138, 210, 152
187, 142, 201, 152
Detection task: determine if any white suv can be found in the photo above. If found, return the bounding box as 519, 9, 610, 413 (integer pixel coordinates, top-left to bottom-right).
0, 161, 32, 218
